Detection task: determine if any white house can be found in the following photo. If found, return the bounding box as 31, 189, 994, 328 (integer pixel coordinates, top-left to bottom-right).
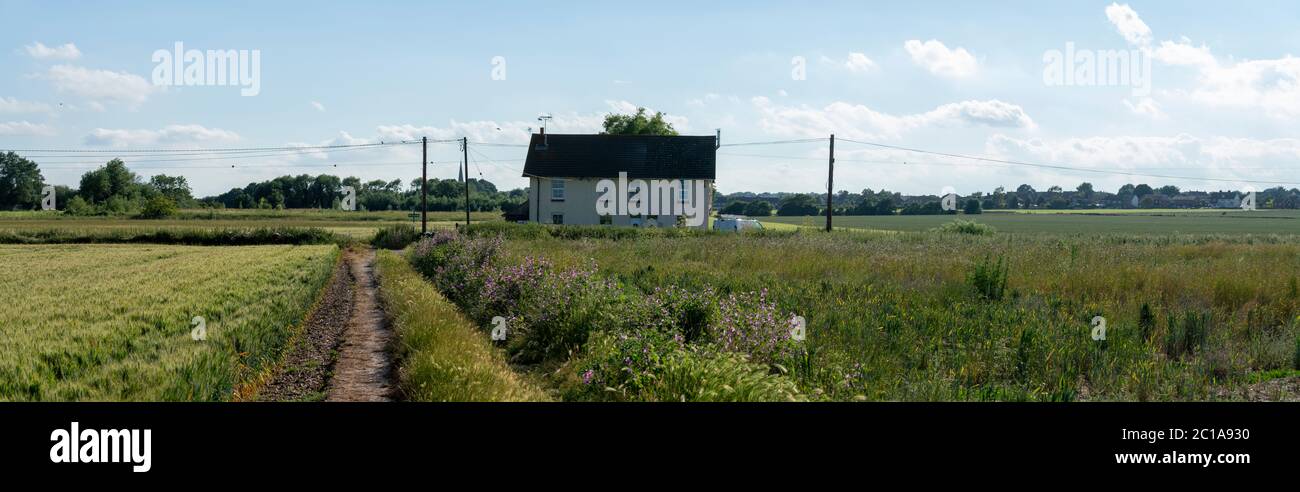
522, 132, 716, 228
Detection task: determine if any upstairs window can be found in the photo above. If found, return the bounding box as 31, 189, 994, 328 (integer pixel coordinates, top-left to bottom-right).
551, 178, 565, 201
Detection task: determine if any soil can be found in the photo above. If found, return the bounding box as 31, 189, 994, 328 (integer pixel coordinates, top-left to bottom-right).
325, 249, 395, 401
258, 248, 394, 402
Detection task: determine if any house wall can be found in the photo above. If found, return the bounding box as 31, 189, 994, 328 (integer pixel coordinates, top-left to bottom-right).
529, 176, 713, 229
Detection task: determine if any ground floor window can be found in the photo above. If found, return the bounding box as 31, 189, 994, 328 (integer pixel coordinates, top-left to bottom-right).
599, 214, 612, 225
552, 213, 563, 225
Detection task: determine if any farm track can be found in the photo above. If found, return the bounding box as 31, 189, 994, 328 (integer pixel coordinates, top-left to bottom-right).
258, 254, 355, 401
326, 249, 396, 401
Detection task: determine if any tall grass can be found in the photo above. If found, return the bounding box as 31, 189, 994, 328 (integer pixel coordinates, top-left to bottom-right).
375, 250, 547, 402
490, 228, 1300, 401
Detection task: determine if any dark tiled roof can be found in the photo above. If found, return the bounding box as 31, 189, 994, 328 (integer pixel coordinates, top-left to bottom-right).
522, 134, 716, 180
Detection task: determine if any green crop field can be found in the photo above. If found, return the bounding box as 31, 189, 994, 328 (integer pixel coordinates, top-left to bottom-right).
762, 209, 1300, 235
422, 226, 1300, 401
0, 244, 337, 401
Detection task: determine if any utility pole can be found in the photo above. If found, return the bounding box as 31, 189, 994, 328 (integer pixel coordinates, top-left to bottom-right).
826, 134, 835, 232
420, 136, 427, 234
462, 137, 471, 227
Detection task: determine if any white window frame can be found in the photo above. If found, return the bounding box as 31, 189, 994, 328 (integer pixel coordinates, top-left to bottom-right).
551, 178, 565, 201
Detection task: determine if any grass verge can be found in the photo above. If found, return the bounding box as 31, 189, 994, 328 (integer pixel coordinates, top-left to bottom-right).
375, 250, 547, 401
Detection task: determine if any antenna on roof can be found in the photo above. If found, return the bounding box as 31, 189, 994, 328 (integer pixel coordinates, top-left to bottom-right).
537, 114, 552, 150
715, 129, 721, 150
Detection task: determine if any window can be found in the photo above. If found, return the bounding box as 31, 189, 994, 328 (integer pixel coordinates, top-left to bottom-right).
599, 214, 612, 225
551, 178, 565, 201
552, 213, 563, 225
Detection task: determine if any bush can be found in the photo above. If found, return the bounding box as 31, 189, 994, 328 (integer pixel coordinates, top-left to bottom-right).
371, 224, 419, 249
138, 195, 178, 219
1293, 334, 1300, 371
63, 195, 94, 216
567, 331, 801, 402
968, 255, 1009, 300
1163, 311, 1210, 360
933, 219, 996, 235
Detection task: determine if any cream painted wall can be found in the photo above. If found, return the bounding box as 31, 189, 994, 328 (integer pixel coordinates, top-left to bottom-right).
528, 176, 713, 229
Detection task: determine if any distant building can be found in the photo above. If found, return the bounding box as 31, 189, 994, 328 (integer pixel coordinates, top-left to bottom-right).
521, 132, 716, 228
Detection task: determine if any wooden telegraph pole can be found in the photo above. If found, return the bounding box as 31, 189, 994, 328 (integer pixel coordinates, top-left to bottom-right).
420, 136, 427, 234
826, 134, 835, 232
463, 137, 471, 227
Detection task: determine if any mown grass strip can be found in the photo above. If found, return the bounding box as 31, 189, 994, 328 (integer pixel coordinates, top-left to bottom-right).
376, 250, 547, 402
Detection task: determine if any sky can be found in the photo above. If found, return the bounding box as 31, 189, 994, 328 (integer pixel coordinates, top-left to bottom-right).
1, 0, 1299, 197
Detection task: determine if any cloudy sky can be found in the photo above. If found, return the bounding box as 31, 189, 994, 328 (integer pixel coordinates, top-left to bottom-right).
1, 0, 1298, 196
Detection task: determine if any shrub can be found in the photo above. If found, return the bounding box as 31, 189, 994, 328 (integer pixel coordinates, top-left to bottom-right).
1293, 334, 1300, 371
1164, 311, 1210, 360
1138, 302, 1156, 341
967, 255, 1009, 300
568, 331, 800, 402
138, 195, 178, 219
934, 219, 995, 235
371, 224, 419, 249
709, 289, 801, 364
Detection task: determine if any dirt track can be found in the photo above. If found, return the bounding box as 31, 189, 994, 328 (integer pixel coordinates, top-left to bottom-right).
259, 248, 393, 402
326, 249, 394, 401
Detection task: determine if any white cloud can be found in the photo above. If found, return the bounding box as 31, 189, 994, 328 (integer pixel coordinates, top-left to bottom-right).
1151, 38, 1216, 67
311, 101, 326, 112
1104, 5, 1300, 119
844, 52, 877, 73
985, 134, 1300, 188
903, 39, 978, 78
44, 65, 158, 108
24, 42, 81, 60
0, 97, 52, 114
0, 121, 56, 136
83, 124, 240, 147
1104, 3, 1152, 46
752, 96, 1033, 140
1123, 97, 1166, 119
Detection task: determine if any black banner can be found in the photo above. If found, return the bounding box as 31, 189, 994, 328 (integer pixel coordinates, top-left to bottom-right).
0, 403, 1292, 481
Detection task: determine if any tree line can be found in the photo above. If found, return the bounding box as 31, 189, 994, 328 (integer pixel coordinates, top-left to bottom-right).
718, 182, 1300, 217
0, 152, 525, 216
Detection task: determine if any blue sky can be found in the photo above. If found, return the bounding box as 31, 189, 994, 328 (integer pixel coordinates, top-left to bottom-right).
2, 0, 1299, 197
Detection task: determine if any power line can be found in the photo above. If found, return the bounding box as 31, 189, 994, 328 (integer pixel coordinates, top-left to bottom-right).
835, 137, 1300, 187
27, 145, 401, 164
3, 140, 427, 155
718, 138, 825, 147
